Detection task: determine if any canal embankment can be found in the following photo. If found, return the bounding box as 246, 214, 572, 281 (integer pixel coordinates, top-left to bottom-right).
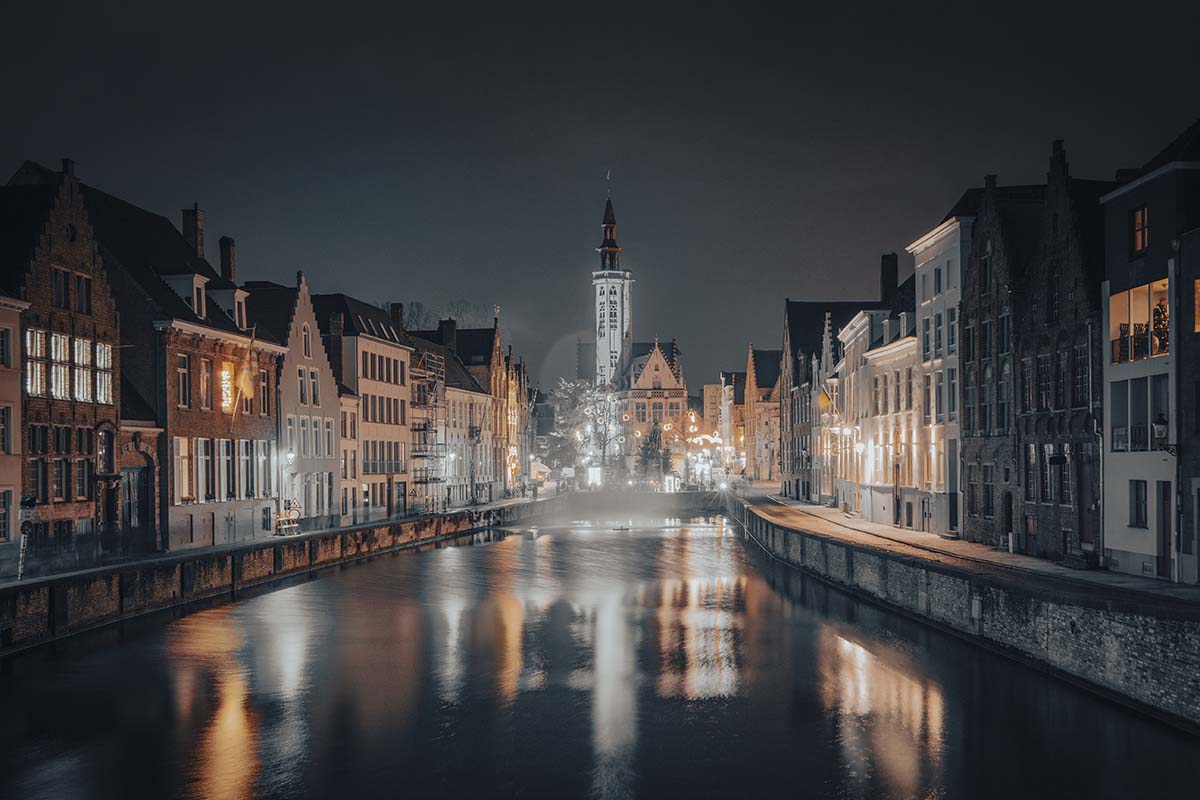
0, 496, 566, 656
729, 493, 1200, 731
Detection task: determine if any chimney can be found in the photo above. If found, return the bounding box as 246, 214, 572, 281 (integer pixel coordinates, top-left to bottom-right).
389, 302, 404, 330
219, 236, 236, 283
437, 318, 457, 352
327, 311, 345, 383
182, 204, 204, 258
880, 252, 898, 307
60, 158, 75, 178
330, 311, 344, 336
984, 174, 997, 191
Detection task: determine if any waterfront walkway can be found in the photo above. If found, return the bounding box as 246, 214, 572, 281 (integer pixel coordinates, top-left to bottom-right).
0, 495, 536, 589
738, 484, 1200, 610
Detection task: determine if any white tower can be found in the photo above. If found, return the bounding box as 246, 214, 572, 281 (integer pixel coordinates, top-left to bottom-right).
593, 194, 634, 386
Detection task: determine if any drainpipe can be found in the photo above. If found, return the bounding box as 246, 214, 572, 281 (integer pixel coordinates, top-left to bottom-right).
1088, 316, 1102, 567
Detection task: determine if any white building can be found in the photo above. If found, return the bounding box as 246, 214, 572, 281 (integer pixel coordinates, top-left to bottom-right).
593, 195, 633, 386
906, 203, 972, 535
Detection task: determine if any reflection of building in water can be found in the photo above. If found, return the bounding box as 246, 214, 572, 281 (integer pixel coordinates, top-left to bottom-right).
166, 611, 261, 800
817, 629, 945, 798
652, 575, 745, 699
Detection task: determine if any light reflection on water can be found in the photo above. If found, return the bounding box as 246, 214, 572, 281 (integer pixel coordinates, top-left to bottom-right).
0, 516, 1196, 799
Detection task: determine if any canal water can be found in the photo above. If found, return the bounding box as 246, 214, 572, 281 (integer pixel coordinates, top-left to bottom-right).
0, 515, 1196, 799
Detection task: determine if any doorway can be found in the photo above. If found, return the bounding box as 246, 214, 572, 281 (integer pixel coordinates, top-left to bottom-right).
119, 467, 152, 551
1157, 480, 1172, 578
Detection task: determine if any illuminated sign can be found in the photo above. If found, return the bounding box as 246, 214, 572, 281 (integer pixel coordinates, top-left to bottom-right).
221, 361, 235, 412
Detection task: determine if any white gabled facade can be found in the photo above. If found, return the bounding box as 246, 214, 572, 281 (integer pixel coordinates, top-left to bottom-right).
907, 214, 971, 535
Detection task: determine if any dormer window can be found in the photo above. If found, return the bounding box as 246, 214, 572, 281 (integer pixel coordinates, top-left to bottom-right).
193, 286, 206, 318
235, 299, 247, 329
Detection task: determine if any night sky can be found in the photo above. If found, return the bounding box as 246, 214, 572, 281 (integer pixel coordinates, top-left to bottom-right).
6, 1, 1197, 390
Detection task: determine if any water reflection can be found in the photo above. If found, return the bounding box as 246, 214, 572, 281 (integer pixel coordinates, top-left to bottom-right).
0, 516, 1196, 800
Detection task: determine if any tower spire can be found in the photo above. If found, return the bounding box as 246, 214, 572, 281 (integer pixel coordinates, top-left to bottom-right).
599, 195, 620, 270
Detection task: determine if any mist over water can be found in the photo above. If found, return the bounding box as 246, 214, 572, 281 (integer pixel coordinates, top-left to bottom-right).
0, 512, 1195, 799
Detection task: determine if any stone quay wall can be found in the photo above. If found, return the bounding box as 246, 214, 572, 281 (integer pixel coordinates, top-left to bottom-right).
0, 497, 562, 655
729, 497, 1200, 730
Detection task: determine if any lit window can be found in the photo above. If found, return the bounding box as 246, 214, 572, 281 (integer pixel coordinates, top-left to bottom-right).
95, 343, 113, 404
72, 338, 93, 402
50, 333, 70, 399
1131, 207, 1149, 255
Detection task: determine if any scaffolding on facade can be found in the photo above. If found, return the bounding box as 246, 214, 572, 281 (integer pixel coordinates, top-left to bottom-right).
410, 348, 447, 513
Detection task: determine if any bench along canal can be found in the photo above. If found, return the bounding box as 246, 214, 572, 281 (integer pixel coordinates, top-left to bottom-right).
0, 498, 1196, 798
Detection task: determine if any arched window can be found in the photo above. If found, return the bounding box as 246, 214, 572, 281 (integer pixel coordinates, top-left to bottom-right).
302, 324, 312, 358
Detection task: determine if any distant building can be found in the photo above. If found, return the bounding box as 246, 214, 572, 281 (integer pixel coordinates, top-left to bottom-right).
718, 370, 746, 472
701, 383, 722, 437
314, 295, 413, 518
593, 196, 634, 387
779, 256, 895, 502
745, 346, 781, 482
1101, 119, 1200, 583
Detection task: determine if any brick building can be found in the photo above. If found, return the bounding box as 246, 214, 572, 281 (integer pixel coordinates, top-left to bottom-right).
11, 162, 287, 551
1012, 141, 1111, 562
960, 177, 1046, 547
2, 161, 124, 549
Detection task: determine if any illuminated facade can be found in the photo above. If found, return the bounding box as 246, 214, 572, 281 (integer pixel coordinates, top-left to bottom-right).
906, 200, 972, 535
744, 346, 781, 482
9, 163, 289, 551
1100, 119, 1200, 583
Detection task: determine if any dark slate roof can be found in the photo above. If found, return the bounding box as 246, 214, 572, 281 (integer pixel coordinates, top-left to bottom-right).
1141, 116, 1200, 174
312, 293, 410, 347
0, 183, 55, 295
751, 349, 782, 390
1068, 178, 1118, 286
938, 184, 1048, 225
785, 299, 883, 362
119, 374, 157, 423
409, 324, 497, 367
243, 282, 298, 345
630, 339, 680, 366
337, 382, 357, 398
720, 370, 746, 405
409, 335, 486, 394
9, 161, 276, 342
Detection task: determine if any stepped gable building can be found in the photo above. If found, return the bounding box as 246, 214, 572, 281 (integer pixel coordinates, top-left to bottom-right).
312, 295, 413, 517
0, 160, 125, 550
1011, 141, 1112, 563
620, 339, 687, 473
745, 346, 782, 482
244, 272, 341, 525
11, 161, 285, 552
1101, 117, 1200, 583
959, 176, 1046, 548
780, 255, 896, 501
